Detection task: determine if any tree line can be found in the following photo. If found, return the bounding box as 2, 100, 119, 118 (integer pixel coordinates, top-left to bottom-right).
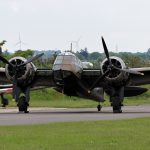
1, 48, 150, 69
76, 48, 150, 68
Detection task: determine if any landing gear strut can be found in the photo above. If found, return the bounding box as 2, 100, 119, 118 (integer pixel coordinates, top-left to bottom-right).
17, 96, 29, 113
109, 86, 124, 113
97, 101, 102, 112
1, 94, 8, 107
111, 97, 123, 113
112, 103, 122, 113
15, 86, 30, 113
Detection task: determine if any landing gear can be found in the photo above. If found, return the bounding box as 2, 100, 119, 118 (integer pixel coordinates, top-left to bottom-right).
97, 103, 102, 112
113, 105, 122, 113
2, 98, 8, 108
17, 96, 29, 113
14, 86, 30, 113
111, 99, 122, 113
109, 86, 124, 113
1, 94, 8, 107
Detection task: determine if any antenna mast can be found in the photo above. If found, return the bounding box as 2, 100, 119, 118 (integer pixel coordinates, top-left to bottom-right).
70, 43, 73, 52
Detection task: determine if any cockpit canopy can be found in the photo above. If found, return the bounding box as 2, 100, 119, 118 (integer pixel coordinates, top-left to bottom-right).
52, 52, 83, 76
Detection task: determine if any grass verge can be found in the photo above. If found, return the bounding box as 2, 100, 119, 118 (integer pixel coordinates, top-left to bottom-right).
4, 86, 150, 108
0, 117, 150, 150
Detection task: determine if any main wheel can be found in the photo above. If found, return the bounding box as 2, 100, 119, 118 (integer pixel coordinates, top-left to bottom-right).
97, 104, 102, 111
17, 96, 29, 113
112, 99, 122, 113
1, 98, 8, 107
113, 105, 122, 113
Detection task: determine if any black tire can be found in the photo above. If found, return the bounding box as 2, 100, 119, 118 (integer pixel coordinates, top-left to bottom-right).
97, 104, 102, 111
17, 96, 28, 112
2, 98, 8, 107
112, 99, 122, 113
113, 105, 122, 113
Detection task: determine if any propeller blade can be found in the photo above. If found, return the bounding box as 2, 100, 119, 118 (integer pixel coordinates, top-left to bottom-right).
20, 53, 44, 66
101, 36, 111, 65
112, 66, 144, 75
75, 76, 89, 93
0, 55, 13, 66
89, 69, 110, 91
75, 77, 105, 102
121, 68, 144, 75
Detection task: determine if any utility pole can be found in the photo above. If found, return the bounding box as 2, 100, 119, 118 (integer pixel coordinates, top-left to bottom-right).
70, 43, 73, 52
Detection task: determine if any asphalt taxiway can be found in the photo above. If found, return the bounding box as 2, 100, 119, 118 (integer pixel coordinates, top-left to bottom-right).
0, 105, 150, 125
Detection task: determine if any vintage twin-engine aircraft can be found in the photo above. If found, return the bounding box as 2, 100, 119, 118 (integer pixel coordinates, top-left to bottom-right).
0, 37, 149, 113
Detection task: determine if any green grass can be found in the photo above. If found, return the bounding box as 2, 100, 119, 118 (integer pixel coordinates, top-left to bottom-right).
5, 88, 98, 108
0, 117, 150, 150
4, 85, 150, 108
124, 85, 150, 106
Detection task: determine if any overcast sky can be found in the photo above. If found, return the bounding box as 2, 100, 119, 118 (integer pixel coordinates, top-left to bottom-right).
1, 0, 150, 53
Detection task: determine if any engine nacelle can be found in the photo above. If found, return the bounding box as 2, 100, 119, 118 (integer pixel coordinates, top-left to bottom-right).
5, 57, 36, 86
101, 56, 129, 85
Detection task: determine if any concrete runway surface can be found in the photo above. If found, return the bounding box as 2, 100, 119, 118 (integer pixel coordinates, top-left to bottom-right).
0, 105, 150, 125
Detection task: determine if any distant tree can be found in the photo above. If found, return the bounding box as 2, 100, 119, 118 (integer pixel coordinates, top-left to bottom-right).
89, 52, 100, 60
0, 40, 6, 55
79, 48, 89, 60
2, 50, 12, 61
147, 48, 150, 55
76, 51, 85, 60
120, 53, 144, 67
13, 49, 33, 58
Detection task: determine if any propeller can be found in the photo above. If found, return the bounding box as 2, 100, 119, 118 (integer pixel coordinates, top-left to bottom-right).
101, 36, 143, 75
0, 53, 44, 99
88, 37, 144, 92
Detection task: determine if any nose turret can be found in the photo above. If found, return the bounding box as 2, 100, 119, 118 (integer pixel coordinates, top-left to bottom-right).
52, 52, 83, 77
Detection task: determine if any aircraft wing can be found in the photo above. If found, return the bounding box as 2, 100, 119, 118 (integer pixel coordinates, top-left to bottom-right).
31, 69, 56, 88
0, 68, 56, 88
81, 69, 104, 88
81, 68, 150, 87
128, 67, 150, 86
0, 66, 150, 89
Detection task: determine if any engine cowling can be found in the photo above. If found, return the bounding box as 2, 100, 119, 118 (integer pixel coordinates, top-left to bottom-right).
5, 57, 36, 86
101, 56, 129, 85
